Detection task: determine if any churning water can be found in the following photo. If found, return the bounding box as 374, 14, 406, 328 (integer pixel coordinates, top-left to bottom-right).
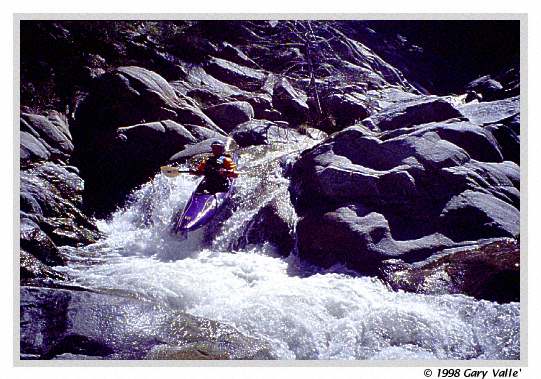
57, 139, 520, 360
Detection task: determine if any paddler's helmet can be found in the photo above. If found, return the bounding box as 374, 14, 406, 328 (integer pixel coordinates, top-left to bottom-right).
210, 140, 226, 155
211, 140, 225, 148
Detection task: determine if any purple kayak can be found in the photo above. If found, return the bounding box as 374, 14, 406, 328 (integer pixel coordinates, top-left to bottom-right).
172, 183, 233, 233
172, 154, 238, 235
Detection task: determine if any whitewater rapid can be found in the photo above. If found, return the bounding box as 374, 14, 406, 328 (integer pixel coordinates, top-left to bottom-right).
57, 141, 520, 360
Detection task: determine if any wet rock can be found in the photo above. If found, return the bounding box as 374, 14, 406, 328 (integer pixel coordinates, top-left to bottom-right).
204, 101, 254, 132
20, 218, 63, 266
20, 287, 274, 360
235, 198, 296, 256
20, 162, 101, 247
361, 97, 464, 131
381, 239, 520, 303
272, 78, 309, 126
204, 57, 267, 92
20, 249, 66, 283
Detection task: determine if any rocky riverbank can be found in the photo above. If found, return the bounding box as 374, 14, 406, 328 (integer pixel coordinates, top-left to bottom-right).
19, 20, 520, 360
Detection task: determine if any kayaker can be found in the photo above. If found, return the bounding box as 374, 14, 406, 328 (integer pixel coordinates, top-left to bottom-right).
191, 140, 238, 193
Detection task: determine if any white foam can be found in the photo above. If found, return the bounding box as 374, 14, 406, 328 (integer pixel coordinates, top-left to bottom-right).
61, 140, 519, 360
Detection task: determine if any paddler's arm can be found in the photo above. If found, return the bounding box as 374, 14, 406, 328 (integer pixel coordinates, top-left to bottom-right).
190, 160, 206, 175
220, 157, 239, 178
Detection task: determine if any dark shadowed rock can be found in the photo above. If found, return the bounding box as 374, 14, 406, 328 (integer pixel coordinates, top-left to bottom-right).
20, 218, 63, 267
381, 239, 519, 303
218, 42, 259, 69
20, 132, 51, 165
21, 112, 73, 159
204, 101, 254, 132
439, 190, 519, 241
362, 97, 464, 131
485, 119, 520, 164
466, 75, 504, 101
74, 66, 220, 132
204, 57, 267, 91
296, 207, 455, 274
231, 120, 300, 147
20, 287, 274, 360
321, 92, 370, 130
78, 119, 201, 215
272, 78, 309, 126
234, 199, 296, 256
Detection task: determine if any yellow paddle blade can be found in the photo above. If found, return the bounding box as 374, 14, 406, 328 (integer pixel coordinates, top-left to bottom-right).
160, 165, 180, 178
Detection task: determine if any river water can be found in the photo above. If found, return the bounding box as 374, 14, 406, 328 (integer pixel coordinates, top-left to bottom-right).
56, 138, 520, 360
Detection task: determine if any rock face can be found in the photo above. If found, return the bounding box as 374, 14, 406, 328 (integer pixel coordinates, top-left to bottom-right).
361, 96, 464, 131
20, 112, 73, 167
20, 162, 101, 282
20, 287, 274, 360
272, 78, 309, 126
290, 93, 520, 274
204, 101, 254, 132
381, 239, 520, 303
74, 66, 220, 132
466, 75, 504, 101
231, 120, 300, 147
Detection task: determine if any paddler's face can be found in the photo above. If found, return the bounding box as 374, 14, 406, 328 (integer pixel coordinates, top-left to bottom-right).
211, 145, 225, 156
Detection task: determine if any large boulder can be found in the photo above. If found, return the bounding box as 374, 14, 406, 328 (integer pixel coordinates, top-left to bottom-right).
296, 207, 455, 274
20, 132, 51, 165
204, 101, 254, 132
78, 120, 200, 215
20, 287, 274, 360
20, 162, 101, 248
233, 199, 296, 256
361, 97, 464, 131
290, 116, 519, 272
439, 190, 520, 241
321, 92, 370, 130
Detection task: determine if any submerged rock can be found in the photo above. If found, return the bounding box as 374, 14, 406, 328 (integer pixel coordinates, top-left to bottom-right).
20, 287, 274, 360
